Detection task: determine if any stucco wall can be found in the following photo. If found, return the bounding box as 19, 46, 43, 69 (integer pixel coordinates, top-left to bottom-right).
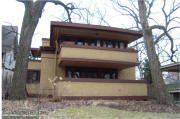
27, 46, 139, 96
118, 67, 136, 80
28, 61, 41, 70
55, 81, 147, 97
56, 52, 66, 77
40, 53, 56, 95
26, 83, 40, 94
60, 47, 138, 63
42, 40, 50, 47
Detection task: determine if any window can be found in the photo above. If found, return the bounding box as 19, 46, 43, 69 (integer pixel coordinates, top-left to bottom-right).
62, 36, 127, 49
74, 71, 80, 78
104, 73, 111, 79
67, 71, 73, 78
27, 70, 40, 83
84, 40, 89, 46
66, 67, 118, 79
97, 40, 101, 47
89, 40, 96, 46
115, 41, 119, 48
120, 42, 125, 49
77, 40, 83, 45
107, 40, 113, 48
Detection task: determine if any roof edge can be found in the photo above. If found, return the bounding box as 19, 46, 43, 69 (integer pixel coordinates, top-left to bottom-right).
51, 21, 143, 36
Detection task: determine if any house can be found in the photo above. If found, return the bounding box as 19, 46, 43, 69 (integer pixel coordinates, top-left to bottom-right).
2, 25, 18, 98
161, 62, 180, 102
26, 21, 148, 100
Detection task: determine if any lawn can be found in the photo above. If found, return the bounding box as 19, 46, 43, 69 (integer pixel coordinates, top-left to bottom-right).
2, 99, 180, 119
47, 106, 180, 119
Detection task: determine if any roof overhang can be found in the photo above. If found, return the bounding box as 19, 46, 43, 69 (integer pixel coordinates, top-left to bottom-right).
42, 38, 50, 41
30, 48, 41, 57
60, 58, 139, 70
161, 62, 180, 72
50, 21, 142, 47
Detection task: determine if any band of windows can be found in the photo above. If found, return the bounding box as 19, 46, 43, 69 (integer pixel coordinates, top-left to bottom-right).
61, 36, 127, 49
66, 67, 118, 79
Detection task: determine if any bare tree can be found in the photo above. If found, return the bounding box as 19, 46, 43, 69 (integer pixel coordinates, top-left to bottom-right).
138, 0, 173, 104
111, 0, 180, 63
111, 0, 180, 104
9, 0, 76, 100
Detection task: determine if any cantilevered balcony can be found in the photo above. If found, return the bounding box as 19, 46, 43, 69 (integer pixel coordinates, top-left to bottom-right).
58, 42, 139, 69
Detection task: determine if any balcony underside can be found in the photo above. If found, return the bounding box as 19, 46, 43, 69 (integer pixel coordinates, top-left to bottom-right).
60, 58, 139, 69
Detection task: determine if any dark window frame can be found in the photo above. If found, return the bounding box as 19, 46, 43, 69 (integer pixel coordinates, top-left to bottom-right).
62, 35, 127, 49
27, 70, 40, 83
65, 67, 118, 79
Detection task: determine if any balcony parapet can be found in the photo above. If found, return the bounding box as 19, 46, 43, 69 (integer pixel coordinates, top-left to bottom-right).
55, 78, 147, 83
60, 41, 138, 53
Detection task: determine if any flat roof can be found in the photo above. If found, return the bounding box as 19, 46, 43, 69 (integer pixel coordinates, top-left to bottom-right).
161, 62, 180, 72
42, 38, 50, 41
30, 48, 41, 57
51, 21, 142, 36
50, 21, 143, 46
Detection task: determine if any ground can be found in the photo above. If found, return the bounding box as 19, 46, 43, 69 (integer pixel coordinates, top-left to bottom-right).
47, 106, 180, 119
2, 98, 180, 119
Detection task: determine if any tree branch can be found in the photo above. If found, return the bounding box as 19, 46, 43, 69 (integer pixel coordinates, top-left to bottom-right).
146, 0, 155, 18
46, 0, 76, 22
149, 25, 176, 62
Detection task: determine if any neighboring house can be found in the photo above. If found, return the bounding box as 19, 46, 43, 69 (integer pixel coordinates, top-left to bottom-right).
27, 21, 148, 100
2, 25, 18, 98
161, 62, 180, 102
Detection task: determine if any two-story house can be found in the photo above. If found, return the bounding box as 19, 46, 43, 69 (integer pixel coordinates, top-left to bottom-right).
27, 21, 148, 100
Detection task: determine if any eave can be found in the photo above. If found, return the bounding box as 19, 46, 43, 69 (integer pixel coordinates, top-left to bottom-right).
161, 62, 180, 72
50, 21, 143, 47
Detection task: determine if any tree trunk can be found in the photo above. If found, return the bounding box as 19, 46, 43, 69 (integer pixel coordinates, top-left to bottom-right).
138, 0, 173, 105
9, 0, 73, 100
9, 1, 46, 100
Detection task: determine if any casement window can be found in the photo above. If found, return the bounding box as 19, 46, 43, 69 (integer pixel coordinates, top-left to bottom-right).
97, 40, 101, 47
102, 40, 107, 47
115, 41, 119, 48
107, 40, 113, 48
66, 67, 118, 79
77, 40, 84, 45
27, 70, 40, 83
120, 42, 125, 49
89, 40, 96, 46
62, 36, 127, 49
84, 40, 89, 46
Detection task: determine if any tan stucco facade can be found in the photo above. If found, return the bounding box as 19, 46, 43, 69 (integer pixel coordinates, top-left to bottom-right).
26, 83, 40, 95
60, 47, 138, 63
27, 49, 145, 97
42, 40, 50, 47
118, 67, 136, 80
28, 61, 41, 70
55, 81, 147, 97
39, 53, 56, 95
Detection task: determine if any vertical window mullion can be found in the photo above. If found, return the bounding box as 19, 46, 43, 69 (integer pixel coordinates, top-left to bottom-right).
27, 71, 29, 82
30, 71, 33, 82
